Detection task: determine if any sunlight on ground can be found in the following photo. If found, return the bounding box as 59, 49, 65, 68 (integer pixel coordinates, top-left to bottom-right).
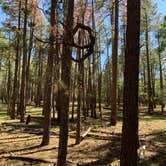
0, 104, 166, 165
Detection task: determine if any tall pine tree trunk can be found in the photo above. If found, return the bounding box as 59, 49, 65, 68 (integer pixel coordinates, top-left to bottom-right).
120, 0, 140, 165
145, 12, 153, 114
26, 24, 34, 105
157, 32, 164, 113
11, 0, 21, 119
19, 0, 28, 122
91, 0, 97, 118
111, 0, 119, 125
57, 1, 74, 165
76, 31, 82, 145
41, 0, 57, 146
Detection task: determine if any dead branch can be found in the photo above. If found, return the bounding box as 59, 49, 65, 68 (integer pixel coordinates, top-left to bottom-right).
81, 127, 93, 140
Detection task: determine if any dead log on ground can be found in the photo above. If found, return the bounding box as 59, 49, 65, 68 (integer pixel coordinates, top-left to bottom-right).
81, 127, 92, 140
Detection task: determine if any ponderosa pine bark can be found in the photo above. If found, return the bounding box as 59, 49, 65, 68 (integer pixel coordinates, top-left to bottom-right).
57, 0, 74, 165
145, 11, 153, 114
120, 0, 140, 165
11, 0, 21, 119
111, 0, 119, 125
19, 0, 28, 122
151, 63, 156, 108
91, 0, 97, 118
41, 0, 57, 146
76, 31, 82, 145
26, 23, 34, 105
7, 51, 12, 116
36, 46, 43, 107
157, 32, 164, 113
104, 26, 111, 106
71, 62, 77, 121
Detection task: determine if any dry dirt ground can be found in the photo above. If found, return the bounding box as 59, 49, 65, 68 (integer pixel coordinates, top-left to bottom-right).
0, 104, 166, 166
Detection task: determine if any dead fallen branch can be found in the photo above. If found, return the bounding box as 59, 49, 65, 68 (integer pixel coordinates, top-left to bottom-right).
81, 127, 93, 140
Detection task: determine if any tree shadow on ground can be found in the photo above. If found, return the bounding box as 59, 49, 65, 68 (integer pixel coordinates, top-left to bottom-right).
0, 135, 41, 145
101, 109, 123, 122
20, 146, 57, 156
0, 135, 31, 141
87, 133, 121, 141
79, 134, 121, 166
1, 116, 60, 135
79, 129, 166, 166
0, 145, 41, 156
139, 111, 166, 121
139, 130, 166, 166
139, 148, 166, 166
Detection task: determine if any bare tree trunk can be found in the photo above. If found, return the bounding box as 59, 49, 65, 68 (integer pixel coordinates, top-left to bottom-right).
98, 32, 102, 120
41, 0, 57, 146
111, 0, 119, 125
17, 46, 21, 116
26, 24, 34, 105
11, 0, 21, 119
98, 73, 102, 120
151, 63, 156, 108
143, 61, 146, 94
36, 47, 43, 107
76, 31, 82, 145
145, 12, 153, 114
157, 32, 164, 113
91, 0, 97, 119
57, 1, 74, 165
104, 25, 111, 106
71, 62, 77, 121
19, 0, 28, 122
120, 0, 140, 165
7, 54, 12, 116
87, 57, 92, 117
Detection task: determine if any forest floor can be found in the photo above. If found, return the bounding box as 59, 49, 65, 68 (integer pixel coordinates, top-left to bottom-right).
0, 103, 166, 166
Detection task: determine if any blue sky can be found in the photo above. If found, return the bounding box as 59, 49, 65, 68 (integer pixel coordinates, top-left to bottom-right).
0, 0, 165, 69
154, 0, 166, 16
0, 0, 165, 27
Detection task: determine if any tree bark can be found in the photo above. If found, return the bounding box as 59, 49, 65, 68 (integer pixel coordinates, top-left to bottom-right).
26, 24, 34, 105
7, 52, 12, 116
41, 0, 57, 146
120, 0, 140, 165
36, 47, 43, 107
157, 32, 164, 113
76, 31, 82, 145
11, 0, 21, 119
111, 0, 119, 125
91, 0, 97, 119
57, 1, 74, 165
145, 11, 153, 114
19, 0, 28, 122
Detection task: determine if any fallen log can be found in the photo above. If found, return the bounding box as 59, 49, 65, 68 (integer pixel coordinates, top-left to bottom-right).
81, 127, 92, 140
67, 127, 93, 141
